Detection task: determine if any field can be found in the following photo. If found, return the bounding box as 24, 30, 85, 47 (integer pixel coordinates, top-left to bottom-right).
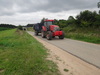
0, 29, 60, 75
0, 27, 12, 31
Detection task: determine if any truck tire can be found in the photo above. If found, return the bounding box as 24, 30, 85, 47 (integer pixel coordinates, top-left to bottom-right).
52, 36, 55, 38
47, 31, 52, 40
35, 31, 38, 36
59, 31, 64, 39
41, 31, 46, 38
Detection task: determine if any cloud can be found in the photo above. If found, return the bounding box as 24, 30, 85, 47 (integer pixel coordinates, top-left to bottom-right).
0, 0, 97, 15
0, 0, 49, 15
0, 0, 98, 25
0, 10, 79, 25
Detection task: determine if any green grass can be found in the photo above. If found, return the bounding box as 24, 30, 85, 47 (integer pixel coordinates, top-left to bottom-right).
64, 69, 69, 72
27, 27, 34, 31
0, 29, 60, 75
63, 26, 100, 44
0, 27, 12, 31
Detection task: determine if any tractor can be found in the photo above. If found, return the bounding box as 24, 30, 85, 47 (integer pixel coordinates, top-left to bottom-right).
41, 19, 64, 40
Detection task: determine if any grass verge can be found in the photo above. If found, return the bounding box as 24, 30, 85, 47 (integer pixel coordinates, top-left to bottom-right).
0, 29, 60, 75
63, 26, 100, 44
27, 27, 34, 31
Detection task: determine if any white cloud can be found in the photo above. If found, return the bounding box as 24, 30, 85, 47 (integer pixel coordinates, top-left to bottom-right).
0, 0, 99, 25
0, 10, 79, 25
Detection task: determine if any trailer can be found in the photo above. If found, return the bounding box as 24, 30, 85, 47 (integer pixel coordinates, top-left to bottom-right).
33, 23, 43, 35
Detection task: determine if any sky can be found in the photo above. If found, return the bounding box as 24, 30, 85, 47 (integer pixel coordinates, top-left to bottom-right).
0, 0, 99, 26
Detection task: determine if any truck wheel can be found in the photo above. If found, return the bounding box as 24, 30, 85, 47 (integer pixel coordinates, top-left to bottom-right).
35, 31, 38, 36
59, 31, 64, 39
41, 31, 46, 38
47, 31, 52, 40
52, 36, 55, 38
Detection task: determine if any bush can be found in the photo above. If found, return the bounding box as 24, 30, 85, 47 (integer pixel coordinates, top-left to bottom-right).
17, 25, 23, 30
76, 10, 98, 27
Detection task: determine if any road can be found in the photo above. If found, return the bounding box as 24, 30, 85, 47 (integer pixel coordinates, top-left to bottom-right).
28, 31, 100, 68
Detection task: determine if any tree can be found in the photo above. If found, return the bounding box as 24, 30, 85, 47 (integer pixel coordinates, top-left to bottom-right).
58, 19, 67, 28
97, 2, 100, 14
40, 18, 46, 23
68, 16, 75, 20
0, 24, 16, 28
97, 2, 100, 8
54, 19, 59, 25
17, 25, 23, 30
66, 16, 76, 26
27, 24, 34, 27
93, 14, 100, 28
76, 10, 97, 27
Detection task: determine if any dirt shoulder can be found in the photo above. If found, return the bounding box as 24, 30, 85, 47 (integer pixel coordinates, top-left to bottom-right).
28, 31, 100, 75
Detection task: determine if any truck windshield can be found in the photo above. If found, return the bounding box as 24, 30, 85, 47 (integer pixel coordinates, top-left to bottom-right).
47, 21, 53, 25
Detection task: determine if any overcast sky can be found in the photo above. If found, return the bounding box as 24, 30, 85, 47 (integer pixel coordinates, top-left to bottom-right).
0, 0, 99, 26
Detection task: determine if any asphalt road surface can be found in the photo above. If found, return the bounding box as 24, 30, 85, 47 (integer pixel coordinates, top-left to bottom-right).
28, 31, 100, 68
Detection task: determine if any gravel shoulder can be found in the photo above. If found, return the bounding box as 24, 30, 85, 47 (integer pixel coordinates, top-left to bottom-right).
27, 31, 100, 75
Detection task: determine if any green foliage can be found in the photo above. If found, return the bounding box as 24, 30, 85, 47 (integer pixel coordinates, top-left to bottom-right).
41, 10, 100, 29
41, 18, 46, 23
54, 19, 59, 25
80, 20, 91, 27
17, 25, 23, 30
0, 29, 60, 75
65, 32, 100, 44
27, 24, 34, 27
68, 16, 75, 20
66, 16, 76, 26
63, 26, 76, 32
63, 26, 100, 44
0, 27, 12, 31
76, 10, 98, 27
54, 16, 76, 28
62, 11, 100, 43
0, 24, 16, 28
93, 14, 100, 28
27, 27, 34, 31
58, 20, 67, 28
55, 10, 100, 28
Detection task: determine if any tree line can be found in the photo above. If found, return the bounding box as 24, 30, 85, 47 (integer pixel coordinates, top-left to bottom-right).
54, 10, 100, 28
0, 24, 16, 28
